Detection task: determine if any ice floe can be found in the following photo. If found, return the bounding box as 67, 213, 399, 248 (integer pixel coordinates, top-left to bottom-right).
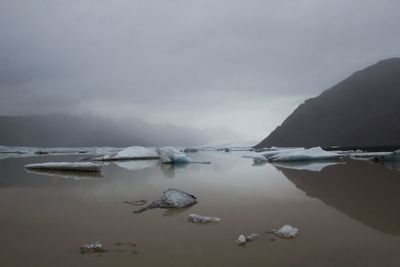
188, 214, 221, 223
268, 147, 341, 162
24, 162, 102, 172
134, 189, 197, 213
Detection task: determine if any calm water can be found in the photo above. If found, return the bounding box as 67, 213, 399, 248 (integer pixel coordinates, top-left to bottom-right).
1, 152, 400, 266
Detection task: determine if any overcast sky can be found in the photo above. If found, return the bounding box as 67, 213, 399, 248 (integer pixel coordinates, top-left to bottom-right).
1, 0, 399, 141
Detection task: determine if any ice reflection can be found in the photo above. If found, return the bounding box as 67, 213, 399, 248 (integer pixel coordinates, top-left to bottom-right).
114, 160, 159, 171
26, 169, 103, 181
272, 161, 344, 172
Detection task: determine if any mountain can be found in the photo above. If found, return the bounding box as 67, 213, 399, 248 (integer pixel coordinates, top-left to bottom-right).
256, 58, 400, 148
0, 114, 230, 147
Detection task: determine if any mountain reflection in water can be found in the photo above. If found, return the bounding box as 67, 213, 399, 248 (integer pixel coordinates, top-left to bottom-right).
276, 159, 400, 236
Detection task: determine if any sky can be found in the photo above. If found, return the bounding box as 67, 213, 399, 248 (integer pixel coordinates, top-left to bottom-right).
1, 0, 400, 141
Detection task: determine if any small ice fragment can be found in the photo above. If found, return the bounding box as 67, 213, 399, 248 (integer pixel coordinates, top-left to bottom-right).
236, 234, 247, 245
80, 241, 105, 253
134, 189, 197, 213
236, 233, 258, 245
188, 214, 221, 223
272, 225, 299, 238
245, 233, 259, 241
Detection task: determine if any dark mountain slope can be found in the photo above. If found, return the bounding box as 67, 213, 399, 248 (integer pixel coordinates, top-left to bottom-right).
256, 58, 400, 148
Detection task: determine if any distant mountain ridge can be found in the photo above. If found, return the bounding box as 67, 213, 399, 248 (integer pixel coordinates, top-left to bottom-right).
0, 114, 227, 147
256, 58, 400, 148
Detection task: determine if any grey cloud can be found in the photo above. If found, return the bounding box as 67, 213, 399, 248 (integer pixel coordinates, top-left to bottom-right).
0, 0, 400, 139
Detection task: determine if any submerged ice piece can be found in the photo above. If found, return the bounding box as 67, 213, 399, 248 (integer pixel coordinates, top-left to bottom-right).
271, 225, 299, 238
80, 241, 106, 254
236, 233, 259, 245
188, 214, 221, 223
134, 189, 197, 213
24, 162, 102, 172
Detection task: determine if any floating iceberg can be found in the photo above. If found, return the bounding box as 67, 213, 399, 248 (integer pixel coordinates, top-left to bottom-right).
92, 146, 160, 161
262, 147, 305, 160
271, 225, 299, 238
24, 162, 102, 172
236, 233, 259, 245
188, 214, 221, 223
268, 147, 340, 162
134, 189, 197, 213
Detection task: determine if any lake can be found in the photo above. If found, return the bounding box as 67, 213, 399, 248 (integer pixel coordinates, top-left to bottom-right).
1, 152, 400, 266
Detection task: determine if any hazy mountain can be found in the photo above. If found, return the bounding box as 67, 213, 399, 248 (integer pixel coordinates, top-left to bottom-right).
256, 58, 400, 148
0, 114, 235, 147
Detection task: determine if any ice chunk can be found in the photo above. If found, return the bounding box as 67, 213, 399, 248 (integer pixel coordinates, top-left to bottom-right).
134, 189, 197, 213
268, 147, 340, 162
188, 214, 221, 223
24, 162, 101, 172
271, 225, 299, 238
159, 147, 193, 164
236, 234, 246, 245
236, 233, 259, 245
80, 241, 106, 254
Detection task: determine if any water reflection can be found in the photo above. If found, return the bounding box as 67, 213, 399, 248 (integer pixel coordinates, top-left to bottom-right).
272, 161, 344, 172
276, 159, 400, 236
114, 160, 159, 171
160, 163, 189, 178
25, 169, 103, 180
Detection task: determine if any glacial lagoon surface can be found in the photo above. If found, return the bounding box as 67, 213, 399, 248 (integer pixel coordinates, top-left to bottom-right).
1, 152, 400, 267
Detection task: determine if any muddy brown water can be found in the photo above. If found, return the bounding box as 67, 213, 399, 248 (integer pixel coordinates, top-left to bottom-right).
1, 153, 400, 266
